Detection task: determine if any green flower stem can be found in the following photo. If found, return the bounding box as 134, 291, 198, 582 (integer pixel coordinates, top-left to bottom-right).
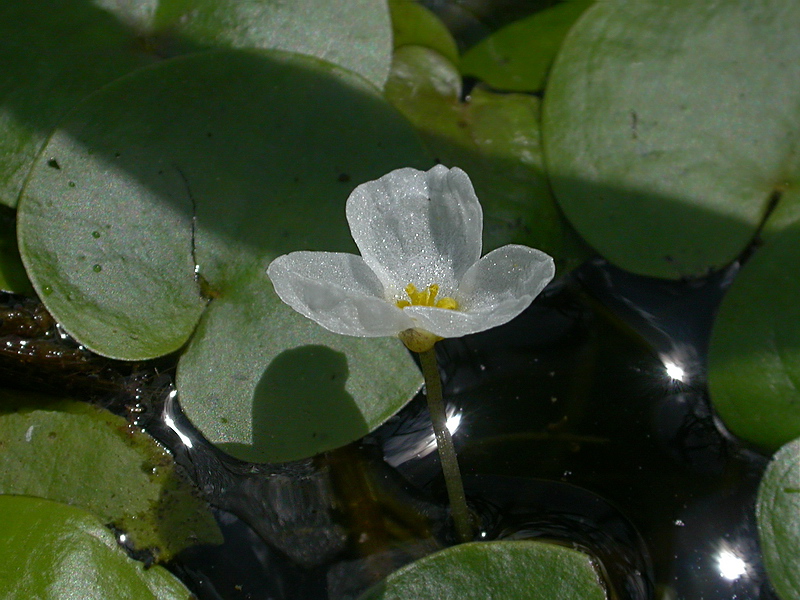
418, 346, 473, 543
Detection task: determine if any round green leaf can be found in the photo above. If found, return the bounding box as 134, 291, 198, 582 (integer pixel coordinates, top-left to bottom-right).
0, 0, 392, 209
0, 495, 192, 600
708, 195, 800, 451
0, 1, 154, 208
542, 0, 800, 279
18, 49, 427, 462
389, 0, 459, 66
151, 0, 393, 89
178, 281, 421, 462
0, 394, 222, 561
385, 45, 590, 272
461, 0, 593, 92
757, 437, 800, 600
357, 540, 607, 600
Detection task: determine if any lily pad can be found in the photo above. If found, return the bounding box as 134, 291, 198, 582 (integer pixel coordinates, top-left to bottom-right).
0, 495, 192, 599
151, 0, 393, 89
18, 49, 428, 462
357, 540, 607, 600
0, 0, 393, 208
708, 195, 800, 451
0, 393, 222, 561
757, 437, 800, 600
460, 0, 593, 92
0, 1, 154, 208
385, 45, 590, 272
542, 0, 800, 279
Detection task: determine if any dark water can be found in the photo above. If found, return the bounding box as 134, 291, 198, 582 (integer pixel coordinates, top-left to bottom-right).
0, 255, 779, 599
124, 258, 773, 600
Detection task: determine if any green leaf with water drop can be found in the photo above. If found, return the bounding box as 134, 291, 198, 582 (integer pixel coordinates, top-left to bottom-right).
385, 45, 590, 272
357, 540, 607, 600
18, 49, 427, 463
461, 0, 593, 92
757, 437, 800, 600
542, 0, 800, 279
0, 495, 192, 599
0, 392, 222, 561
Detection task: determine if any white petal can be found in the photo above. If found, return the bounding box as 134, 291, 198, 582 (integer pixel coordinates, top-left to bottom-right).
405, 245, 554, 338
457, 244, 555, 315
403, 304, 503, 338
267, 252, 414, 337
346, 165, 482, 298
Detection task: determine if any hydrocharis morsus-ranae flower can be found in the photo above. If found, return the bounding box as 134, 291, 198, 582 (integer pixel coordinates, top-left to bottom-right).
267, 165, 555, 352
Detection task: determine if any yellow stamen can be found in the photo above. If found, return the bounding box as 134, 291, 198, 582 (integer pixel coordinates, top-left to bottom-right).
395, 283, 459, 310
436, 297, 458, 310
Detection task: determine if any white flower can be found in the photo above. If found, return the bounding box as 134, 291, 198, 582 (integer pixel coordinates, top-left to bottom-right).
267, 165, 555, 352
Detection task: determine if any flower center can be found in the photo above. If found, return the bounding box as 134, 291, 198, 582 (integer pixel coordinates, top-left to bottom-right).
396, 283, 458, 310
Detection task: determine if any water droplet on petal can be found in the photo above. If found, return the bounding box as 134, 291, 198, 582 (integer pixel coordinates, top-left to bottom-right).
92, 264, 102, 273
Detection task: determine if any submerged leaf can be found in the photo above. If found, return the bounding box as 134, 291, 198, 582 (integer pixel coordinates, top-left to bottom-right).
0, 495, 192, 599
0, 392, 221, 561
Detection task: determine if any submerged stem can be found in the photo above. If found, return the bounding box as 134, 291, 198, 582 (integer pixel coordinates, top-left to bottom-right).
418, 347, 473, 543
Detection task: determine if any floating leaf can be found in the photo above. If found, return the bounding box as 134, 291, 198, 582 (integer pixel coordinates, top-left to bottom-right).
0, 392, 221, 561
0, 1, 154, 208
0, 495, 192, 599
757, 437, 800, 600
389, 0, 459, 65
357, 540, 607, 600
542, 0, 800, 278
461, 0, 593, 92
18, 49, 427, 462
385, 45, 590, 271
0, 0, 393, 208
708, 195, 800, 451
151, 0, 393, 89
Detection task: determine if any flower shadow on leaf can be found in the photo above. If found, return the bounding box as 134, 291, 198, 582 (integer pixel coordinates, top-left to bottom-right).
218, 345, 370, 463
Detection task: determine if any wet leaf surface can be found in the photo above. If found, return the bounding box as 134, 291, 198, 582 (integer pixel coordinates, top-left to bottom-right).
0, 392, 222, 561
0, 495, 192, 599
